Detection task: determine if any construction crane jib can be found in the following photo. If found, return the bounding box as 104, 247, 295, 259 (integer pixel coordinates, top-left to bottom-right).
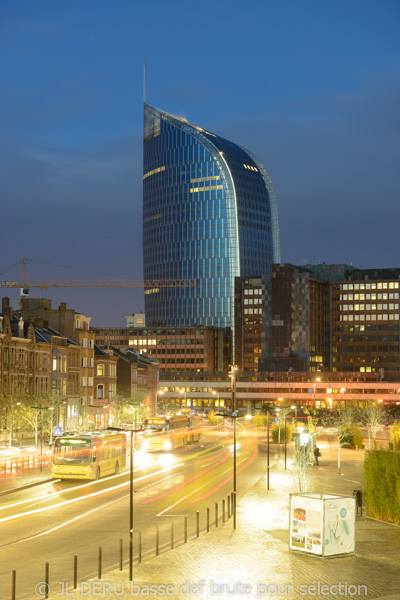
0, 259, 195, 291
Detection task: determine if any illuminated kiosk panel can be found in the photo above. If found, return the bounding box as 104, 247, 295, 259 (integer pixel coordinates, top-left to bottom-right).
289, 493, 356, 558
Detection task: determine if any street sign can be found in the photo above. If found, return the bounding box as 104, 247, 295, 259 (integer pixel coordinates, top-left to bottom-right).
275, 417, 280, 423
53, 426, 62, 436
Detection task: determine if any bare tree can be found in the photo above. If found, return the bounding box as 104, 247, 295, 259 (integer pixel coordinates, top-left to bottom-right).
332, 405, 356, 474
291, 445, 311, 493
362, 401, 384, 450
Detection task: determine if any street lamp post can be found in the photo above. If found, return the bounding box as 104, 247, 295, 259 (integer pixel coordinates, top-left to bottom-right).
313, 378, 321, 409
284, 410, 287, 470
32, 406, 45, 472
157, 389, 164, 414
180, 388, 187, 410
230, 365, 237, 530
9, 400, 21, 446
212, 390, 220, 409
107, 424, 135, 581
267, 410, 270, 490
129, 427, 133, 581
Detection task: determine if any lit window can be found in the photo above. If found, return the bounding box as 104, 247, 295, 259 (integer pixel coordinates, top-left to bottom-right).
143, 166, 166, 179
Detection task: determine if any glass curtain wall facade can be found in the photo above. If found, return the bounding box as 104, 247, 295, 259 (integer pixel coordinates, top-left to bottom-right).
143, 103, 280, 330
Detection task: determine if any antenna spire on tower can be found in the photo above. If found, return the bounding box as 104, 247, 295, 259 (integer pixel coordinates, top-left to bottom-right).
144, 57, 147, 103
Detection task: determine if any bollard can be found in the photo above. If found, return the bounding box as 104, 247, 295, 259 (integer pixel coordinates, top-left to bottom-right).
215, 502, 218, 527
12, 570, 16, 600
98, 547, 102, 580
207, 507, 210, 533
74, 555, 78, 589
184, 516, 188, 543
196, 511, 200, 537
228, 494, 231, 518
156, 526, 159, 556
222, 499, 225, 523
138, 531, 142, 564
119, 539, 123, 571
45, 562, 49, 599
170, 521, 174, 549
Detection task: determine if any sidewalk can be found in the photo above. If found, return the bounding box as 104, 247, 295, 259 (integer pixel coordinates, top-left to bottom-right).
43, 451, 400, 600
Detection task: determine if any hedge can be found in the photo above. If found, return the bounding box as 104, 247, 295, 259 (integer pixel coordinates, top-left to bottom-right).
392, 423, 400, 450
272, 422, 295, 442
338, 424, 364, 449
363, 449, 400, 524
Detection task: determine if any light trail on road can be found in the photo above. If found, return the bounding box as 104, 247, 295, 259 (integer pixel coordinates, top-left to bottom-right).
0, 463, 184, 525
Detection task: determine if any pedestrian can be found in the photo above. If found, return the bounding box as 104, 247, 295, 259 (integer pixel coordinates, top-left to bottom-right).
313, 445, 321, 466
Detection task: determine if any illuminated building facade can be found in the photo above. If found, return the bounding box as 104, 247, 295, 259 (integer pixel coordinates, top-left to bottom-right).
92, 325, 229, 372
142, 103, 280, 330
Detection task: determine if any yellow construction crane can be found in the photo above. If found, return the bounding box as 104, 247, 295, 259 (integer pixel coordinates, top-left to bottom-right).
0, 258, 195, 291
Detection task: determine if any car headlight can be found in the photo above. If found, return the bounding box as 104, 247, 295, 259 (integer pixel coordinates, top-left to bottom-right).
163, 441, 172, 450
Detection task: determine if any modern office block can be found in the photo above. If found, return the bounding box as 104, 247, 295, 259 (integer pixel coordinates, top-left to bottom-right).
143, 103, 280, 330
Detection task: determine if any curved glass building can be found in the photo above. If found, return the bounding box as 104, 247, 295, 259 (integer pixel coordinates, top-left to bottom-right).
143, 103, 280, 329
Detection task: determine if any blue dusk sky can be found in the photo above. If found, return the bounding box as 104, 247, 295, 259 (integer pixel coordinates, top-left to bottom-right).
1, 0, 399, 326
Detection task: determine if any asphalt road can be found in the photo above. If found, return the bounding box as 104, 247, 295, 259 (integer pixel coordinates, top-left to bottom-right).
0, 425, 270, 599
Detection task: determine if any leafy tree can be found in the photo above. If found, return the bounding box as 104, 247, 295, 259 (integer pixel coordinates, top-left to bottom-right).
116, 394, 147, 428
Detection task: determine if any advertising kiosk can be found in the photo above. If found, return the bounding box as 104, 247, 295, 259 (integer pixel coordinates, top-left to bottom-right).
289, 493, 356, 558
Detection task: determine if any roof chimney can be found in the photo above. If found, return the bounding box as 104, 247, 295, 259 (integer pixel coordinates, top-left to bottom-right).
2, 297, 12, 319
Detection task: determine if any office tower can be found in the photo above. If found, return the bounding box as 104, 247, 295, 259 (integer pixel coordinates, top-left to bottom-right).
143, 103, 280, 330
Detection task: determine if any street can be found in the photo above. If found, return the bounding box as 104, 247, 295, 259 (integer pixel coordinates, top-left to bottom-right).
0, 426, 264, 599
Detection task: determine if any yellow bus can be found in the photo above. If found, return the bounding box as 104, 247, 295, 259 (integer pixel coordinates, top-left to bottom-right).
141, 415, 202, 452
51, 431, 127, 480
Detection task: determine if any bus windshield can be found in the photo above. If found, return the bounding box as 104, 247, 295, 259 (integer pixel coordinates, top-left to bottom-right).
53, 438, 92, 465
143, 419, 169, 435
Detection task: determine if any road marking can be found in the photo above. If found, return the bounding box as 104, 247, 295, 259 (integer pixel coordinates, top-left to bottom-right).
0, 463, 160, 512
0, 464, 184, 525
0, 493, 125, 548
156, 457, 249, 516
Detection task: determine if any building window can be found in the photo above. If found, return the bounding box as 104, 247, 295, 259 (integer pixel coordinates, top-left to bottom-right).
97, 364, 104, 376
97, 384, 104, 399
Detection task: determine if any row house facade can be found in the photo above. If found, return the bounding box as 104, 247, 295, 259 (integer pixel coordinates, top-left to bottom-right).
17, 297, 96, 418
1, 297, 160, 436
